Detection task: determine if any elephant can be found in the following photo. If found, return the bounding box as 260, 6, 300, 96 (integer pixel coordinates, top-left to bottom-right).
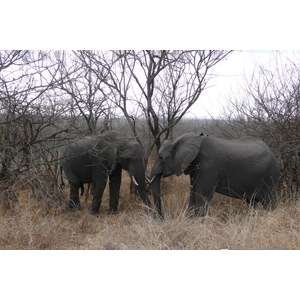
60, 130, 152, 215
150, 133, 280, 217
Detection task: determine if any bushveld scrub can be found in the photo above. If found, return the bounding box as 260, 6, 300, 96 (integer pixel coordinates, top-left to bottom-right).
0, 172, 299, 250
1, 51, 300, 250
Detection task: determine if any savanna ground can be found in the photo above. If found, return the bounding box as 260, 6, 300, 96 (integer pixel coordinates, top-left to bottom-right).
0, 171, 299, 250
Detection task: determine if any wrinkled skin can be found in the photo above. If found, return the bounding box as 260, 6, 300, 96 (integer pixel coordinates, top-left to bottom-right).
151, 133, 280, 217
61, 130, 152, 215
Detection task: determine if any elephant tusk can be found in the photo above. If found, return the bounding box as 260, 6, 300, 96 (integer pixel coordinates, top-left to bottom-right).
145, 176, 151, 183
147, 175, 156, 183
132, 175, 139, 186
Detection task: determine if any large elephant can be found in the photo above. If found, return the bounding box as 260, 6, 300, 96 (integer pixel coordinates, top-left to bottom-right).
150, 133, 280, 217
61, 130, 152, 215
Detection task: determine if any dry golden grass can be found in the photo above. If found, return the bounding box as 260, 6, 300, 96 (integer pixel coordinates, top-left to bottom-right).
0, 172, 300, 250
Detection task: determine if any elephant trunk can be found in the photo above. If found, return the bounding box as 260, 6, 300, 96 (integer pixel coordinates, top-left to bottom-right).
130, 168, 153, 213
151, 173, 163, 217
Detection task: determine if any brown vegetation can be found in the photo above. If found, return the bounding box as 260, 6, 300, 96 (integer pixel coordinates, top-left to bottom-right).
0, 172, 299, 250
1, 51, 300, 250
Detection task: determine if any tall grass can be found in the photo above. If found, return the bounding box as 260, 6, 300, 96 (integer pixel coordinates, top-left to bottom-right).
0, 173, 299, 249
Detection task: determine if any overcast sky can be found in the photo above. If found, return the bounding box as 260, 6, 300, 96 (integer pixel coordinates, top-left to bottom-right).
2, 1, 299, 120
189, 50, 300, 118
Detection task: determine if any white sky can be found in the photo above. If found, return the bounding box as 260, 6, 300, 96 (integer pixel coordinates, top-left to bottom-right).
189, 50, 300, 118
3, 1, 300, 120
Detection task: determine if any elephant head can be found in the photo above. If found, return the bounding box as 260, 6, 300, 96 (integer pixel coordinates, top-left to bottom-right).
150, 133, 203, 216
116, 140, 151, 208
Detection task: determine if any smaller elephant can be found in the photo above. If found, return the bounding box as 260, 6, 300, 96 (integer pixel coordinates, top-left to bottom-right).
150, 133, 280, 217
60, 130, 152, 215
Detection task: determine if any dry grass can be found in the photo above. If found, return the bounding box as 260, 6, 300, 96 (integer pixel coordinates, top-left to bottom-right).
0, 173, 300, 250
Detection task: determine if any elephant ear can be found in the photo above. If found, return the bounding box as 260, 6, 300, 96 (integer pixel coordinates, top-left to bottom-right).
173, 134, 202, 176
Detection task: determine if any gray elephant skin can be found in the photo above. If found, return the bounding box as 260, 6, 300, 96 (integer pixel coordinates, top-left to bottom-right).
61, 130, 152, 215
150, 133, 280, 217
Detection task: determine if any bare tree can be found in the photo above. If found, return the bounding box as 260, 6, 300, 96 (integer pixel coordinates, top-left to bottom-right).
0, 50, 29, 72
0, 51, 70, 207
77, 50, 232, 157
56, 51, 114, 135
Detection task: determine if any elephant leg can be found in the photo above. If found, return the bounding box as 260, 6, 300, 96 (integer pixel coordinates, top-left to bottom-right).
68, 181, 82, 211
109, 166, 122, 213
261, 195, 276, 210
90, 176, 108, 215
244, 185, 276, 210
253, 191, 276, 210
190, 172, 217, 217
194, 188, 214, 218
245, 196, 261, 208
